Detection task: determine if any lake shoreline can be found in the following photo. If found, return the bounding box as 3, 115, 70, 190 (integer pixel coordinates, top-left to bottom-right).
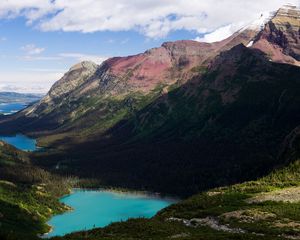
71, 187, 180, 202
44, 188, 177, 238
0, 133, 37, 151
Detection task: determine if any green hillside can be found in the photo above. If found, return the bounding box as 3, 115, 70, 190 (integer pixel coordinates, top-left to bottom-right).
52, 160, 300, 240
0, 142, 72, 240
32, 45, 300, 197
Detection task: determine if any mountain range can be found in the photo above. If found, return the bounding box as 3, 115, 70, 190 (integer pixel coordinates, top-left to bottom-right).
1, 4, 300, 240
1, 5, 300, 197
0, 92, 42, 104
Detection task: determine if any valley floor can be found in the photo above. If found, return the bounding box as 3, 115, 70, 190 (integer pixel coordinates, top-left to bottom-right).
0, 141, 73, 240
2, 141, 300, 240
51, 160, 300, 240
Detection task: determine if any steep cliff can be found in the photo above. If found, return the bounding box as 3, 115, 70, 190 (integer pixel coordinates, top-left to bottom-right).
252, 5, 300, 66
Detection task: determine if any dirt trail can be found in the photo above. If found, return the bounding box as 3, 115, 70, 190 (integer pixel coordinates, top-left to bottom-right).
247, 187, 300, 203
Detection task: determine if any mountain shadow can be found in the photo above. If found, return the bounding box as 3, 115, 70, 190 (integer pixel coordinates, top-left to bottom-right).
32, 45, 300, 197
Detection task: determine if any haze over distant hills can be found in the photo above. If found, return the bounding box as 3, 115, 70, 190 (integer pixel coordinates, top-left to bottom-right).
0, 92, 43, 104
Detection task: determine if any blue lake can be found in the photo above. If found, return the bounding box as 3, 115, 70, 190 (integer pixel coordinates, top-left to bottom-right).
0, 102, 37, 151
0, 134, 37, 151
0, 103, 27, 115
46, 189, 176, 237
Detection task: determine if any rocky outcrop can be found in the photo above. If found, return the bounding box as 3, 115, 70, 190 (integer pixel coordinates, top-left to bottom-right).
48, 61, 98, 99
24, 61, 98, 118
102, 40, 214, 92
252, 5, 300, 66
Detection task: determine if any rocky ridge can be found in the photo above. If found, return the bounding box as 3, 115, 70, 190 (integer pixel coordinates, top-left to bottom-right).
0, 29, 260, 135
252, 5, 300, 66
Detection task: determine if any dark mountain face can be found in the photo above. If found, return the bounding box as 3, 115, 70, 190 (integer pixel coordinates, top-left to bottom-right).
0, 27, 258, 138
2, 6, 299, 139
124, 45, 300, 140
1, 6, 300, 196
33, 45, 300, 196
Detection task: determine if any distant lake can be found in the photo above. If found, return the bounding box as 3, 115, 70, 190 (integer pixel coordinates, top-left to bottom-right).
45, 189, 176, 237
0, 101, 38, 151
0, 134, 37, 151
0, 102, 27, 115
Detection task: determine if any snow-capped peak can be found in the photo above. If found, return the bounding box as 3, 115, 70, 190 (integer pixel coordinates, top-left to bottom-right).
239, 10, 275, 48
241, 11, 274, 32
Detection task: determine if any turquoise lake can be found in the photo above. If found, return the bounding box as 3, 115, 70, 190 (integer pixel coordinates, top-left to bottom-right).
46, 189, 176, 237
0, 134, 37, 151
0, 101, 175, 237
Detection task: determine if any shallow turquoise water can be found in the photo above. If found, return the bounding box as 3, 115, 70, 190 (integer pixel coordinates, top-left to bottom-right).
46, 189, 176, 237
0, 134, 37, 151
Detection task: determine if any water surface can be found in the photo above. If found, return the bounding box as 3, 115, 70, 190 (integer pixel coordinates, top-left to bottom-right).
46, 189, 176, 237
0, 102, 37, 151
0, 103, 27, 115
0, 134, 37, 151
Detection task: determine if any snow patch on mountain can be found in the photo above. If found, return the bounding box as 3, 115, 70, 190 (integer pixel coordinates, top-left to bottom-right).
195, 10, 275, 44
195, 23, 245, 43
246, 41, 254, 48
241, 11, 274, 32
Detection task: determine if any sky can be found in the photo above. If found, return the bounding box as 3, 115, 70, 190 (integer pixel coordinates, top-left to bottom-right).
0, 0, 298, 93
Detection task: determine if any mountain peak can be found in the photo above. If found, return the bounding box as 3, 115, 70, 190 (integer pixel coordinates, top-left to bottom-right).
244, 11, 274, 31
161, 40, 207, 49
272, 4, 300, 27
69, 61, 98, 72
248, 4, 300, 66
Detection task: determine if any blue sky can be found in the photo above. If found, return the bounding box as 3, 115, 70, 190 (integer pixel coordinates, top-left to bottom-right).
0, 14, 199, 93
0, 0, 297, 93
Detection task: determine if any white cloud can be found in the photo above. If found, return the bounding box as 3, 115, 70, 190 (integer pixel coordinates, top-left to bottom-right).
0, 0, 297, 38
121, 38, 129, 44
194, 22, 246, 43
58, 53, 108, 64
0, 71, 64, 93
194, 10, 274, 43
3, 52, 108, 93
21, 44, 45, 55
21, 68, 67, 72
0, 0, 56, 20
18, 52, 108, 64
107, 39, 116, 44
19, 55, 60, 61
